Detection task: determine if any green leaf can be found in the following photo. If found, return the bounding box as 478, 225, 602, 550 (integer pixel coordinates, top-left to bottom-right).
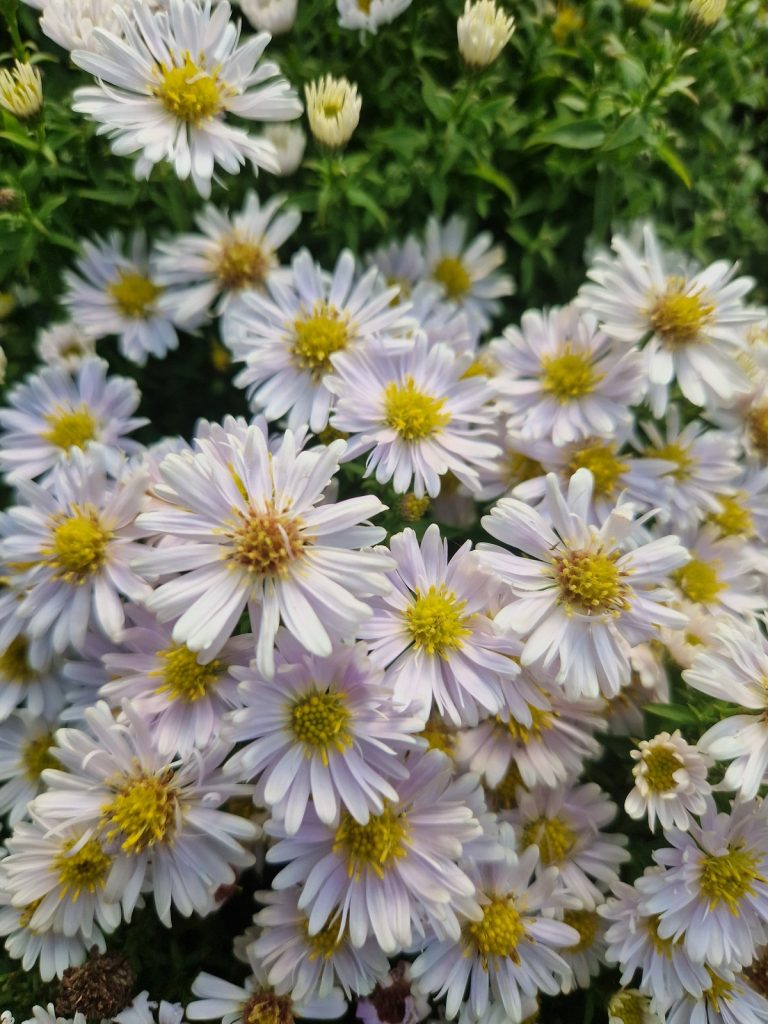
526, 119, 606, 150
644, 703, 699, 724
656, 143, 692, 189
468, 162, 518, 205
345, 187, 388, 228
420, 70, 453, 123
601, 112, 646, 152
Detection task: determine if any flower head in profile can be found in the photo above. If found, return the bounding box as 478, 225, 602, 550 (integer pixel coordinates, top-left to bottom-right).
35, 322, 97, 370
240, 0, 298, 34
457, 0, 515, 68
305, 75, 361, 149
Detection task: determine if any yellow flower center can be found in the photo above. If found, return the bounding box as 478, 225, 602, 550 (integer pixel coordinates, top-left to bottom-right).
699, 845, 764, 912
648, 277, 715, 346
646, 915, 675, 957
216, 237, 270, 291
398, 493, 431, 522
304, 918, 345, 960
242, 992, 294, 1024
357, 0, 372, 11
608, 991, 650, 1024
54, 837, 112, 899
101, 773, 178, 853
154, 54, 224, 125
292, 301, 350, 378
405, 585, 471, 656
641, 746, 683, 792
563, 908, 600, 953
0, 636, 37, 683
290, 688, 352, 764
383, 377, 450, 441
108, 270, 162, 319
230, 505, 306, 576
48, 510, 111, 583
419, 713, 456, 756
488, 763, 525, 810
709, 494, 753, 538
653, 441, 694, 481
504, 450, 543, 488
334, 804, 408, 880
432, 256, 471, 300
748, 404, 768, 460
541, 345, 603, 402
42, 406, 98, 451
497, 704, 555, 744
322, 100, 343, 117
672, 558, 723, 605
704, 971, 734, 1014
464, 898, 525, 966
21, 733, 57, 781
521, 815, 577, 865
154, 644, 222, 703
567, 441, 628, 498
554, 548, 628, 615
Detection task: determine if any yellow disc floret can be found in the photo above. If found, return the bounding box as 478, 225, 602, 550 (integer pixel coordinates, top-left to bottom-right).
216, 237, 270, 291
48, 510, 111, 583
567, 441, 628, 498
432, 256, 471, 300
154, 54, 223, 124
101, 773, 178, 853
649, 277, 715, 346
497, 705, 555, 744
608, 990, 651, 1024
709, 494, 753, 538
672, 559, 723, 605
334, 804, 408, 879
290, 688, 352, 763
21, 733, 57, 781
641, 746, 683, 792
242, 991, 294, 1024
304, 919, 344, 960
292, 302, 350, 378
0, 636, 37, 683
55, 837, 112, 899
541, 345, 603, 402
154, 644, 222, 703
698, 846, 764, 912
653, 441, 694, 482
554, 548, 628, 615
521, 815, 577, 865
383, 377, 450, 441
405, 585, 471, 656
108, 271, 162, 319
43, 406, 98, 451
231, 505, 305, 576
563, 908, 600, 953
464, 897, 525, 966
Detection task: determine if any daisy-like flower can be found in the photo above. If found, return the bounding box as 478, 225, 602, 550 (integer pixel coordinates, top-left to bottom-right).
356, 963, 431, 1024
0, 710, 60, 823
662, 599, 720, 669
608, 990, 663, 1024
35, 322, 97, 369
328, 337, 500, 498
240, 0, 298, 34
366, 237, 425, 303
706, 464, 768, 543
683, 617, 768, 800
508, 783, 629, 909
224, 634, 421, 833
100, 605, 250, 756
410, 845, 578, 1021
337, 0, 412, 34
0, 357, 146, 483
457, 0, 515, 68
304, 75, 360, 149
267, 749, 482, 953
0, 61, 43, 120
625, 730, 712, 832
63, 232, 179, 365
0, 632, 64, 720
637, 798, 768, 967
491, 306, 644, 447
261, 122, 306, 175
424, 216, 514, 342
0, 451, 150, 660
579, 222, 761, 416
155, 192, 300, 325
410, 283, 475, 356
666, 972, 768, 1024
135, 423, 392, 674
38, 0, 132, 53
32, 701, 258, 927
71, 0, 302, 197
670, 525, 766, 617
557, 904, 607, 993
359, 524, 522, 725
601, 873, 711, 1002
478, 469, 689, 698
223, 248, 407, 433
250, 887, 389, 1001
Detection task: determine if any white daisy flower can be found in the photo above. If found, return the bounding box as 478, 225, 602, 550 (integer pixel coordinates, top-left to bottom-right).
508, 782, 629, 909
424, 216, 514, 342
410, 845, 578, 1021
328, 336, 500, 498
261, 122, 305, 175
356, 963, 431, 1024
625, 729, 711, 832
223, 248, 408, 433
478, 469, 689, 698
35, 322, 97, 370
670, 525, 766, 617
491, 305, 644, 447
607, 990, 663, 1024
366, 236, 425, 302
637, 797, 768, 967
63, 232, 179, 366
100, 605, 249, 757
267, 749, 482, 953
0, 357, 146, 483
71, 0, 302, 197
240, 0, 297, 34
0, 710, 59, 823
359, 524, 522, 725
224, 634, 421, 833
337, 0, 412, 33
579, 222, 761, 415
666, 973, 768, 1024
31, 700, 258, 927
38, 0, 132, 52
684, 617, 768, 800
135, 423, 392, 674
706, 464, 768, 542
154, 192, 300, 326
249, 887, 389, 1001
0, 451, 150, 659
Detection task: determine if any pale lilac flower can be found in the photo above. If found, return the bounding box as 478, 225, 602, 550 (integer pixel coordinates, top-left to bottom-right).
625, 730, 711, 832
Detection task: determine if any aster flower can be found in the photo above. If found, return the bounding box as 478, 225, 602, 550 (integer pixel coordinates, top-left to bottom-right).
0, 710, 60, 823
359, 524, 522, 725
491, 305, 644, 447
63, 232, 179, 365
304, 76, 360, 149
240, 0, 298, 34
410, 845, 578, 1021
457, 0, 515, 68
625, 730, 711, 832
666, 971, 768, 1024
35, 322, 97, 369
366, 237, 425, 302
557, 905, 607, 992
409, 283, 475, 356
0, 451, 150, 660
135, 424, 392, 674
328, 336, 500, 498
0, 634, 64, 720
337, 0, 412, 33
31, 701, 258, 927
267, 749, 482, 952
670, 525, 765, 617
706, 464, 768, 542
661, 599, 720, 669
478, 469, 689, 698
424, 216, 514, 342
607, 990, 663, 1024
38, 0, 132, 52
579, 222, 761, 415
224, 634, 421, 833
0, 357, 146, 483
637, 798, 768, 967
155, 192, 300, 325
71, 0, 302, 197
223, 248, 407, 433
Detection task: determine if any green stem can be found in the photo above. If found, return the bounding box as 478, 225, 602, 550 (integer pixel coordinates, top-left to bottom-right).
2, 5, 26, 60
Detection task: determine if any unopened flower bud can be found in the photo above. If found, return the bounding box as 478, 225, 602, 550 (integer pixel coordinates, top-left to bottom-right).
240, 0, 298, 35
457, 0, 515, 68
305, 75, 361, 150
0, 61, 43, 120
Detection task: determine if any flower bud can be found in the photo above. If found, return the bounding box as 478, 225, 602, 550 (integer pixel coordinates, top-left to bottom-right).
0, 61, 43, 121
240, 0, 298, 35
457, 0, 515, 69
305, 75, 361, 150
